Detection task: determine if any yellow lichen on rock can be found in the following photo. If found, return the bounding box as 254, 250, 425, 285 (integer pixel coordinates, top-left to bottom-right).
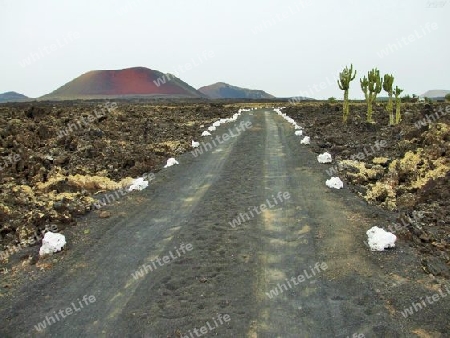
365, 181, 397, 210
372, 157, 389, 165
35, 172, 67, 192
425, 122, 449, 141
157, 140, 182, 152
340, 160, 384, 182
409, 157, 449, 190
45, 191, 96, 205
364, 146, 450, 210
388, 150, 422, 175
35, 171, 134, 194
67, 174, 134, 192
388, 149, 449, 190
12, 185, 35, 197
16, 223, 39, 243
0, 203, 12, 216
9, 172, 133, 245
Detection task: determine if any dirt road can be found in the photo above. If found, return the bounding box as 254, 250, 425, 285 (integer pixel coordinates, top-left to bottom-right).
1, 109, 448, 337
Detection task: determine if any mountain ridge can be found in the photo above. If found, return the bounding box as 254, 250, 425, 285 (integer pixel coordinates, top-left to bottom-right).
198, 82, 275, 99
0, 91, 29, 103
420, 89, 450, 98
40, 67, 206, 100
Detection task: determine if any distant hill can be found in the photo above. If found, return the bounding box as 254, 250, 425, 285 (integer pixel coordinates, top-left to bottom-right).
287, 95, 316, 102
0, 91, 29, 103
198, 82, 275, 99
420, 90, 450, 99
40, 67, 206, 100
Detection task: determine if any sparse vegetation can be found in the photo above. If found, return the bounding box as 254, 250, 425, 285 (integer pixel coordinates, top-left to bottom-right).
335, 66, 406, 125
446, 93, 450, 102
402, 94, 411, 102
337, 64, 356, 123
360, 68, 383, 123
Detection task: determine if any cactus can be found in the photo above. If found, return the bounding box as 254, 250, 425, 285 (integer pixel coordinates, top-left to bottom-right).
383, 74, 394, 125
337, 64, 356, 123
360, 68, 383, 123
394, 86, 403, 124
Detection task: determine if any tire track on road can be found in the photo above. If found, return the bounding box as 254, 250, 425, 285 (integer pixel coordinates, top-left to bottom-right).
252, 111, 333, 337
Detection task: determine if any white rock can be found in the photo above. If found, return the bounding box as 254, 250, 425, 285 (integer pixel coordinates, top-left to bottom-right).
39, 232, 66, 256
294, 130, 303, 136
325, 177, 343, 189
191, 140, 200, 148
201, 131, 211, 136
128, 177, 149, 191
366, 226, 397, 251
213, 121, 221, 127
208, 126, 216, 132
317, 152, 332, 163
300, 136, 310, 145
164, 158, 179, 168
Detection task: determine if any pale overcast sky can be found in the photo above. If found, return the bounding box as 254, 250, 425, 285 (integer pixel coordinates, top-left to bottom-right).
0, 0, 448, 99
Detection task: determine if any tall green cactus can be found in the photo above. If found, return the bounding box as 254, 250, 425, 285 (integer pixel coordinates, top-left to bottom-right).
383, 74, 394, 125
394, 86, 403, 124
360, 68, 383, 123
337, 64, 356, 123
